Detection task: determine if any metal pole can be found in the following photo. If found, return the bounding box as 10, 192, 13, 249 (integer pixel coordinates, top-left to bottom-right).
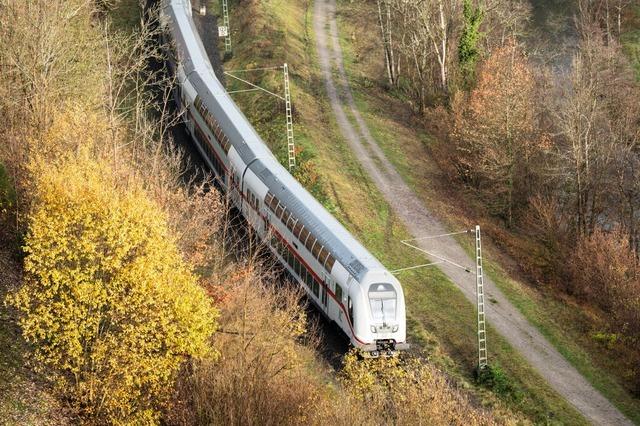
221, 0, 231, 53
475, 225, 488, 370
283, 63, 296, 171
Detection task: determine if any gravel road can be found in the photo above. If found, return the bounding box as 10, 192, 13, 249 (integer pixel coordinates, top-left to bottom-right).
312, 0, 632, 423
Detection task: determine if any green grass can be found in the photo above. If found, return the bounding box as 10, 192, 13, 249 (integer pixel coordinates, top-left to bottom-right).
220, 0, 591, 423
108, 0, 142, 33
332, 0, 640, 423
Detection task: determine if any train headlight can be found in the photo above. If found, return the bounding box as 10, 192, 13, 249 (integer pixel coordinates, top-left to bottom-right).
392, 325, 399, 332
370, 326, 377, 333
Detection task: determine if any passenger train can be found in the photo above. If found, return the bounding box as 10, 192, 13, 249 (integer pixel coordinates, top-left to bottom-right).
160, 0, 408, 356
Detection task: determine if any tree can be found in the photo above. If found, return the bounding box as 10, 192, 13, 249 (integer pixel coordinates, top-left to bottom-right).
8, 152, 217, 424
376, 0, 400, 87
458, 0, 484, 88
452, 40, 545, 225
555, 27, 640, 237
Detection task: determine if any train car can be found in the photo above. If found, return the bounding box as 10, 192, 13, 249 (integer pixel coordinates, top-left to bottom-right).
160, 0, 408, 356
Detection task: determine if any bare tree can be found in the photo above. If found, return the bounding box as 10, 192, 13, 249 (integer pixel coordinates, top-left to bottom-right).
376, 0, 400, 87
555, 26, 639, 237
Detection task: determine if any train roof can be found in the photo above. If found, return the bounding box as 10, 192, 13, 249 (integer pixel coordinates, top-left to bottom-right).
162, 0, 386, 281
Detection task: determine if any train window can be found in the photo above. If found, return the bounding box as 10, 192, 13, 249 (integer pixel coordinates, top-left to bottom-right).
312, 242, 322, 259
312, 279, 319, 297
295, 258, 302, 277
306, 236, 316, 253
325, 255, 336, 272
322, 286, 327, 306
368, 283, 397, 322
335, 284, 343, 303
275, 204, 284, 219
318, 247, 329, 266
299, 228, 310, 245
265, 193, 273, 207
281, 209, 290, 225
286, 216, 296, 231
293, 222, 303, 238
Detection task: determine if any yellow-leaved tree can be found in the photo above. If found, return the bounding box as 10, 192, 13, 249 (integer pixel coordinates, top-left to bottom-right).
8, 152, 218, 424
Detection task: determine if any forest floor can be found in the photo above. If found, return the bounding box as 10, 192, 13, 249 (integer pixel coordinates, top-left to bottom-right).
0, 241, 70, 426
312, 0, 632, 424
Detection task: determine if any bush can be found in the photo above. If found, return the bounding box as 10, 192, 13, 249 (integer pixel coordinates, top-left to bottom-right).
8, 153, 218, 424
569, 228, 640, 318
476, 364, 520, 400
341, 351, 496, 425
569, 229, 640, 358
171, 263, 317, 426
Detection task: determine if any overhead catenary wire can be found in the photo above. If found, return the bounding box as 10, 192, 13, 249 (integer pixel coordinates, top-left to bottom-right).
224, 66, 285, 73
226, 88, 261, 95
400, 240, 473, 273
401, 229, 473, 243
391, 261, 443, 274
392, 229, 475, 273
224, 71, 285, 100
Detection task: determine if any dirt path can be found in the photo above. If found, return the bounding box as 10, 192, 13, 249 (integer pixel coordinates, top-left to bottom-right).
313, 0, 631, 424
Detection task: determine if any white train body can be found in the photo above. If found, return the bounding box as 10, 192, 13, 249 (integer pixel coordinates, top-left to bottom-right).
160, 0, 408, 355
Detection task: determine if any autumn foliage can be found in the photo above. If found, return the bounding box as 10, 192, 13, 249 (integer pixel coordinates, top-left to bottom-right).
340, 351, 496, 425
569, 230, 640, 340
451, 40, 548, 225
8, 151, 217, 423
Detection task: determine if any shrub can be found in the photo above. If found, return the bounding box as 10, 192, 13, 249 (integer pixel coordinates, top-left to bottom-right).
8, 153, 218, 424
341, 351, 496, 425
476, 364, 519, 400
568, 228, 640, 315
569, 228, 640, 346
171, 263, 317, 426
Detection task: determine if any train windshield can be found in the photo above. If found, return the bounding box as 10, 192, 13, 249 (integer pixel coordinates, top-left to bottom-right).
368, 283, 397, 323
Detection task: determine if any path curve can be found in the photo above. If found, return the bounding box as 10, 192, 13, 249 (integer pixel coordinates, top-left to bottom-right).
313, 0, 631, 424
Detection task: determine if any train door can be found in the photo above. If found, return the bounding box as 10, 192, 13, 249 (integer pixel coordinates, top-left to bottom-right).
244, 188, 261, 233
260, 201, 270, 238
228, 166, 240, 207
322, 273, 331, 315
